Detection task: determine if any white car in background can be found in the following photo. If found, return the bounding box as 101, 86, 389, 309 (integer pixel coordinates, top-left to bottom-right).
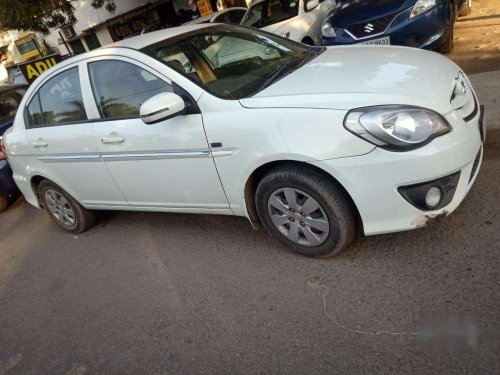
4, 24, 484, 257
241, 0, 335, 45
184, 7, 248, 25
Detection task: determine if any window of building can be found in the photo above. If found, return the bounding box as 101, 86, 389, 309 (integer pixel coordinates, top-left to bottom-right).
88, 60, 172, 119
69, 39, 86, 54
27, 67, 87, 127
83, 33, 101, 51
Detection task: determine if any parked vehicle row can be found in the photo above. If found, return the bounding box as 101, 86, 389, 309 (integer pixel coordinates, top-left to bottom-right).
187, 0, 472, 53
4, 25, 484, 257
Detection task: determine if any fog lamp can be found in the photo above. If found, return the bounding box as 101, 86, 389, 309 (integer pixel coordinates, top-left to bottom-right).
425, 187, 442, 208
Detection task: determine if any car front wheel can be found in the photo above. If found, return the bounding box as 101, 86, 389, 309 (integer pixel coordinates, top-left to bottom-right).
39, 180, 95, 233
255, 166, 355, 257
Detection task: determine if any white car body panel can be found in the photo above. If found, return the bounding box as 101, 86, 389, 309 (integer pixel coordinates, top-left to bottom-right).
260, 0, 335, 45
4, 25, 483, 236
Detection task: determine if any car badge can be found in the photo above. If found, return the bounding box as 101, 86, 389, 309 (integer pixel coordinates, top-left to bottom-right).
364, 23, 374, 33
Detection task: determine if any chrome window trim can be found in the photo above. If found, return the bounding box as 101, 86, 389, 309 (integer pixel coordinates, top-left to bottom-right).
38, 150, 211, 163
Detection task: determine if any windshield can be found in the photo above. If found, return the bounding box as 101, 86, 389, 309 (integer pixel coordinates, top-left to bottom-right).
241, 0, 300, 28
142, 26, 322, 99
0, 88, 26, 121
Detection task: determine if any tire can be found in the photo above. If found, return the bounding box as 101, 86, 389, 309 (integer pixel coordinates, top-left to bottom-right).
458, 0, 472, 17
38, 180, 95, 233
439, 19, 454, 54
255, 166, 355, 257
0, 195, 7, 213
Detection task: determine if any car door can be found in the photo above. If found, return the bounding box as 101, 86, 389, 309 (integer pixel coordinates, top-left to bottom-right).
22, 63, 127, 206
85, 57, 229, 211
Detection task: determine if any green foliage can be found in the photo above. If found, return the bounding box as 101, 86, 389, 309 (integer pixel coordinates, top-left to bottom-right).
0, 0, 116, 34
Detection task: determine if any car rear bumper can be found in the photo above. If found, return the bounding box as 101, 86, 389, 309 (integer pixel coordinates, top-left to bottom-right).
0, 160, 20, 197
322, 6, 448, 50
310, 106, 484, 235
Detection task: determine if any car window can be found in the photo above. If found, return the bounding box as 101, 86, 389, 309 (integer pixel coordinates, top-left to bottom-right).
0, 89, 26, 121
241, 0, 299, 27
143, 26, 321, 99
27, 67, 87, 127
226, 9, 247, 24
88, 60, 173, 119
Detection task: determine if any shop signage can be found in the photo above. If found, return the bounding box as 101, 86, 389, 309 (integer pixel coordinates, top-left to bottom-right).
196, 0, 213, 16
17, 54, 62, 84
111, 16, 147, 40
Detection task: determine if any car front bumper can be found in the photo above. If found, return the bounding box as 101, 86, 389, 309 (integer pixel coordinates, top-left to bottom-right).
310, 106, 484, 235
322, 6, 448, 50
0, 159, 20, 197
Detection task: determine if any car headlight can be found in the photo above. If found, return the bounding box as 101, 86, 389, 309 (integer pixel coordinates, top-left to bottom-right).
321, 20, 336, 38
344, 105, 452, 150
410, 0, 436, 18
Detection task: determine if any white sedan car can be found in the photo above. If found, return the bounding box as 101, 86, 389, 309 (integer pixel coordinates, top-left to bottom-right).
3, 24, 484, 257
241, 0, 335, 46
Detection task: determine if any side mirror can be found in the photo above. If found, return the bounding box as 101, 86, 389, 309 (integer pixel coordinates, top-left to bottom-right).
140, 92, 185, 124
306, 0, 319, 11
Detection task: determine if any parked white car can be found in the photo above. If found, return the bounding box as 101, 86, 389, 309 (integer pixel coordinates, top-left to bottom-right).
4, 24, 484, 257
241, 0, 335, 46
184, 7, 247, 25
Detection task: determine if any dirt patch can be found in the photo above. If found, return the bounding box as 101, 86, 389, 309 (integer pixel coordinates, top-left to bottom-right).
448, 0, 500, 74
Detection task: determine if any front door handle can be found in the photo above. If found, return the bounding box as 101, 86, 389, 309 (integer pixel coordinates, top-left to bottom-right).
101, 137, 125, 144
32, 141, 48, 148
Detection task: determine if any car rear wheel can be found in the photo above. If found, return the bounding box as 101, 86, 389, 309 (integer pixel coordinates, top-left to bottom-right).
39, 180, 95, 233
255, 166, 355, 257
0, 195, 8, 213
458, 0, 472, 17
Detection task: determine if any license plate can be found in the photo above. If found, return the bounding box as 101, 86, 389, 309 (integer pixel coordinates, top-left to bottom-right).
360, 36, 390, 46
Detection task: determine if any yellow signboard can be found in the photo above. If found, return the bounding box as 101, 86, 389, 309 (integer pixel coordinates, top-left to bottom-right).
196, 0, 213, 16
17, 54, 62, 84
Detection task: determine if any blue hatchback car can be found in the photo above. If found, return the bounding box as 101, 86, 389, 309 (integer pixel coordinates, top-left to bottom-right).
321, 0, 472, 53
0, 85, 27, 212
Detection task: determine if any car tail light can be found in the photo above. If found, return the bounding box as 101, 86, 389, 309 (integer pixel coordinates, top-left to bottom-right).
0, 137, 7, 161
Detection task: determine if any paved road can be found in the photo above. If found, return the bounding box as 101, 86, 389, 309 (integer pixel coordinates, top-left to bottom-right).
1, 73, 499, 374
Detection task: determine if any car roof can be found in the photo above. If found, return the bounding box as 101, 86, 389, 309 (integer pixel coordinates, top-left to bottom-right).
184, 7, 248, 25
109, 24, 215, 50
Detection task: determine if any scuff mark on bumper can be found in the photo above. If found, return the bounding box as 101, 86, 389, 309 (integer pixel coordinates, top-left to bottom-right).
411, 211, 449, 228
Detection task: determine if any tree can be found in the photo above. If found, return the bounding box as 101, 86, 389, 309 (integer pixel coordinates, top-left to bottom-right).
0, 0, 116, 34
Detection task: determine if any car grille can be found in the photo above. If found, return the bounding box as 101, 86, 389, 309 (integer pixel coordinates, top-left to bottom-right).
345, 13, 397, 39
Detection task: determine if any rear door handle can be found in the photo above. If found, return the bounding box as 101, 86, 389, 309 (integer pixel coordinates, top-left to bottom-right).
101, 137, 125, 144
32, 141, 48, 148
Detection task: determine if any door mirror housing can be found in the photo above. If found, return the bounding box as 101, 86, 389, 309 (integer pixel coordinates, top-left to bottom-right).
140, 92, 186, 124
306, 0, 319, 11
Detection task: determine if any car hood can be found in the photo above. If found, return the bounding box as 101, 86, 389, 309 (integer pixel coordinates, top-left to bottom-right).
240, 46, 460, 114
329, 0, 415, 26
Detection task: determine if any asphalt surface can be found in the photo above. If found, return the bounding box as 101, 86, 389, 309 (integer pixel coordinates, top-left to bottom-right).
1, 70, 500, 375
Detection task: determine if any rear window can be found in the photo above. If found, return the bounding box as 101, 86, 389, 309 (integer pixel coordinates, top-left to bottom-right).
26, 67, 87, 127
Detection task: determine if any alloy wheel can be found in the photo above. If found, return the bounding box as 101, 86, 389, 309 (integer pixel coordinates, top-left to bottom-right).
267, 188, 330, 246
45, 189, 76, 227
